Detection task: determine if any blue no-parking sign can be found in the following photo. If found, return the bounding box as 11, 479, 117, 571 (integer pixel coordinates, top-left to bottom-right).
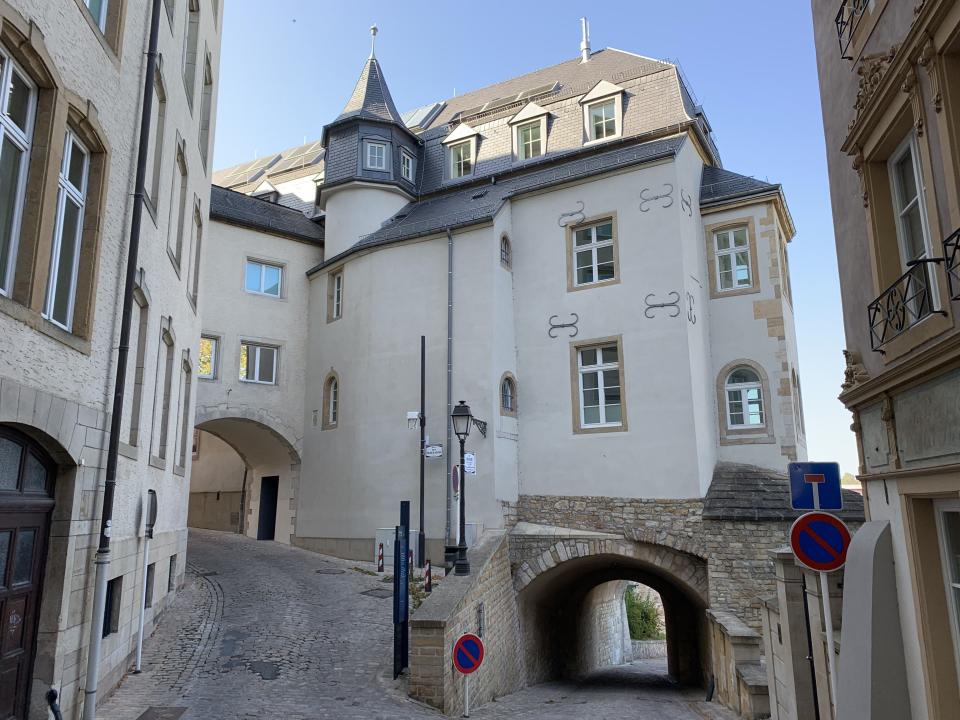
790, 511, 851, 572
788, 462, 842, 511
453, 633, 484, 674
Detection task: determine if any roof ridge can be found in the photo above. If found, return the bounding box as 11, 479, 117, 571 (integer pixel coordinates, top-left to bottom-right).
212, 184, 315, 218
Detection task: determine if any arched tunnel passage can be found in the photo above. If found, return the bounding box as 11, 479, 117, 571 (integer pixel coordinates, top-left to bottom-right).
517, 550, 709, 689
190, 416, 301, 543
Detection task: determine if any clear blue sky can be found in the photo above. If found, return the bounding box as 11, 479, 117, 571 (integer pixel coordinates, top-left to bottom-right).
213, 1, 858, 476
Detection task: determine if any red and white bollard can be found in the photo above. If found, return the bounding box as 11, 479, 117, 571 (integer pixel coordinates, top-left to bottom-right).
424, 560, 432, 593
377, 543, 384, 573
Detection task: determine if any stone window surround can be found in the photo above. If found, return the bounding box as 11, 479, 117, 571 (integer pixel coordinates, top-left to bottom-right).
568, 334, 628, 435
182, 0, 201, 113
499, 371, 517, 417
715, 359, 775, 446
565, 212, 620, 293
71, 0, 128, 63
321, 369, 340, 430
121, 270, 152, 458
238, 339, 280, 386
174, 347, 193, 474
150, 316, 176, 469
326, 267, 343, 323
197, 332, 220, 381
144, 57, 167, 215
197, 48, 213, 169
166, 133, 189, 274
703, 216, 761, 300
0, 10, 111, 354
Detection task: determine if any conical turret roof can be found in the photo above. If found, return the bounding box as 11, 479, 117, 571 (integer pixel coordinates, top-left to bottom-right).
334, 57, 405, 125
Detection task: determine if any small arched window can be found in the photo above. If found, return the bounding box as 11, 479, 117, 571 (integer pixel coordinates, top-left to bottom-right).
725, 367, 764, 427
322, 372, 339, 430
500, 374, 517, 416
500, 235, 512, 268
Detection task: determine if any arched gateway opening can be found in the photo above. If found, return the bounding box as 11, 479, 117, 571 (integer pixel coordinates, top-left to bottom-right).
514, 537, 709, 689
190, 411, 300, 544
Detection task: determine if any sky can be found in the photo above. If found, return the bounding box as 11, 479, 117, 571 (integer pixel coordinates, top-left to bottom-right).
212, 1, 859, 476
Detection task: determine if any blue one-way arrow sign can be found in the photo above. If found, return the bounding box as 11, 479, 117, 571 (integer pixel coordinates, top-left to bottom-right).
788, 462, 842, 511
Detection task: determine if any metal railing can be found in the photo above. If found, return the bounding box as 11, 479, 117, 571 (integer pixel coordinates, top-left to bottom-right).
868, 260, 944, 351
945, 228, 960, 301
836, 0, 869, 59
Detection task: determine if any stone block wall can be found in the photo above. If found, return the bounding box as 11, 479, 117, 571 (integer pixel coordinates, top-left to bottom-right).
409, 531, 524, 716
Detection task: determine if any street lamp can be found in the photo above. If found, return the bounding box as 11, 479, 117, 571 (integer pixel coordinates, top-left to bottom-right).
451, 400, 472, 575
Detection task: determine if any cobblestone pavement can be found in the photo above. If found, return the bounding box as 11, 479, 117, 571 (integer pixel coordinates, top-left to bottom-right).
97, 530, 735, 719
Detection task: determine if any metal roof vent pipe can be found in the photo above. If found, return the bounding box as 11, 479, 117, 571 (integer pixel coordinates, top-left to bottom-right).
580, 17, 591, 63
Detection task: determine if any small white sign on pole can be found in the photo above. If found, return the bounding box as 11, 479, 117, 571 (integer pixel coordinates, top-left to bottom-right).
424, 444, 444, 458
464, 452, 476, 475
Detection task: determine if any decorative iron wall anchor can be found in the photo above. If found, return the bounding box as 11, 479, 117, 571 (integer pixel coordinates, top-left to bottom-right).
686, 291, 696, 324
680, 188, 692, 217
644, 292, 680, 318
639, 184, 674, 212
558, 201, 586, 227
548, 313, 580, 338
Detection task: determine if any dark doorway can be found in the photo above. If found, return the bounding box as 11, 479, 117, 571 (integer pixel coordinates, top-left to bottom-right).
257, 476, 279, 541
0, 426, 55, 720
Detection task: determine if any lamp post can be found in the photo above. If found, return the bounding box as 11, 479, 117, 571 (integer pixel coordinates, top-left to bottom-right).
451, 400, 472, 575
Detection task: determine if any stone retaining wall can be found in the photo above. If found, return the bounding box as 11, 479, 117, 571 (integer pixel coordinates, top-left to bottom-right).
632, 639, 668, 658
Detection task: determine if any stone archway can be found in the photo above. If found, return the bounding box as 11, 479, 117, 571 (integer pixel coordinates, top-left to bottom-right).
192, 405, 302, 544
511, 531, 710, 686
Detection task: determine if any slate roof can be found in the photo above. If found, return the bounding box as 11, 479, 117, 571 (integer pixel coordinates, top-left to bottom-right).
309, 135, 686, 274
703, 462, 864, 522
700, 166, 779, 205
210, 185, 324, 244
332, 56, 405, 126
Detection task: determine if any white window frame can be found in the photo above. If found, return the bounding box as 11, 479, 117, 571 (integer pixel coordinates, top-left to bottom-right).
577, 344, 623, 428
328, 377, 338, 425
332, 272, 343, 319
935, 499, 960, 686
364, 140, 387, 171
244, 259, 283, 297
714, 227, 753, 292
449, 139, 474, 179
44, 130, 90, 331
239, 342, 278, 385
400, 149, 415, 182
198, 335, 218, 380
0, 47, 36, 297
516, 119, 544, 161
85, 0, 109, 32
725, 369, 766, 429
584, 96, 620, 143
572, 219, 616, 288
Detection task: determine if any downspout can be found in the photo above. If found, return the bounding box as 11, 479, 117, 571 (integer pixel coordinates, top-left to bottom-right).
239, 466, 248, 535
82, 1, 162, 717
445, 228, 454, 558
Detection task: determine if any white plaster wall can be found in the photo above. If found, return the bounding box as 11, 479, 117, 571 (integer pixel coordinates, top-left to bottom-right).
321, 185, 410, 258
190, 429, 245, 492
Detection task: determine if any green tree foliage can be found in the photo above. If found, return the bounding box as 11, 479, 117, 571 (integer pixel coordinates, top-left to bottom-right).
625, 587, 664, 640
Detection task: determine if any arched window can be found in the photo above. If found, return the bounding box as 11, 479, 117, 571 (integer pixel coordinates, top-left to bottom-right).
792, 369, 805, 437
500, 235, 512, 268
725, 367, 764, 427
322, 372, 339, 430
501, 375, 516, 415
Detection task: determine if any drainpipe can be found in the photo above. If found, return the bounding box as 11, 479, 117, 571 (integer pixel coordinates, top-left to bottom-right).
82, 1, 162, 717
239, 466, 248, 535
445, 228, 454, 562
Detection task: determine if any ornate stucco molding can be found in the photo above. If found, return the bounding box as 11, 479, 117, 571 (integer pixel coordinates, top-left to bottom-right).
842, 349, 871, 393
851, 45, 900, 133
900, 66, 924, 137
917, 34, 942, 113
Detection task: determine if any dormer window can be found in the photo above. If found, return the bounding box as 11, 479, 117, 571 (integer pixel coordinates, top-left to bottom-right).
400, 149, 415, 182
588, 99, 616, 141
580, 80, 624, 144
509, 103, 548, 163
517, 120, 543, 160
364, 140, 387, 171
450, 140, 473, 178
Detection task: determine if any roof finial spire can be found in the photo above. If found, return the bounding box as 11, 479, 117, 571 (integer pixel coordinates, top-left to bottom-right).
369, 24, 378, 59
579, 17, 591, 63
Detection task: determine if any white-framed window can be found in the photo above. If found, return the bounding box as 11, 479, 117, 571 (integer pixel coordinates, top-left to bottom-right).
500, 235, 512, 268
725, 367, 765, 428
239, 342, 277, 385
501, 377, 516, 413
198, 335, 218, 379
578, 344, 622, 427
587, 98, 617, 141
44, 130, 89, 331
714, 227, 752, 291
0, 47, 35, 297
889, 133, 933, 271
85, 0, 109, 32
573, 219, 616, 287
328, 377, 338, 424
332, 272, 343, 319
400, 149, 414, 182
450, 140, 473, 178
517, 120, 543, 160
245, 259, 282, 297
935, 499, 960, 685
365, 140, 387, 171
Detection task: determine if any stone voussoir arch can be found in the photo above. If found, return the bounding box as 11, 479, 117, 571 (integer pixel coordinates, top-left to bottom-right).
512, 534, 709, 607
194, 402, 302, 462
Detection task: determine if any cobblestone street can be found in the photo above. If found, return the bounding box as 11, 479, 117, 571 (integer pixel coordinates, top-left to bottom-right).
98, 530, 734, 719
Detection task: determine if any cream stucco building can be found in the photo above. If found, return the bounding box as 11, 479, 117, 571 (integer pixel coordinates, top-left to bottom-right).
0, 1, 221, 718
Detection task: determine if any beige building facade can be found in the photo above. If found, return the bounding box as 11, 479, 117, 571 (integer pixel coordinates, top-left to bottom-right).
812, 0, 960, 717
0, 0, 221, 718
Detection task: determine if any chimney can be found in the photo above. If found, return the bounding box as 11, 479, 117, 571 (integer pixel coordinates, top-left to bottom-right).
580, 17, 591, 63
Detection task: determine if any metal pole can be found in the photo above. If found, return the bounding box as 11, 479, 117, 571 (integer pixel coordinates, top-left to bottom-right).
134, 535, 150, 672
464, 674, 470, 717
444, 229, 456, 566
455, 437, 470, 575
800, 574, 821, 720
83, 1, 162, 716
418, 335, 426, 568
820, 571, 839, 711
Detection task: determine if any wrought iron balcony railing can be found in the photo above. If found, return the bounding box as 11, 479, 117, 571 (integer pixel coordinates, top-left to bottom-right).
945, 228, 960, 301
868, 259, 945, 352
836, 0, 869, 59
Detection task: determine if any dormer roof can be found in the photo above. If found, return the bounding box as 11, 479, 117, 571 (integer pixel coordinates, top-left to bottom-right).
509, 102, 549, 125
579, 79, 625, 104
442, 123, 479, 145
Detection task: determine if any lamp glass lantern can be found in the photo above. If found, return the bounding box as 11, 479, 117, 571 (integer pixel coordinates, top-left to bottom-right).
451, 401, 472, 439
